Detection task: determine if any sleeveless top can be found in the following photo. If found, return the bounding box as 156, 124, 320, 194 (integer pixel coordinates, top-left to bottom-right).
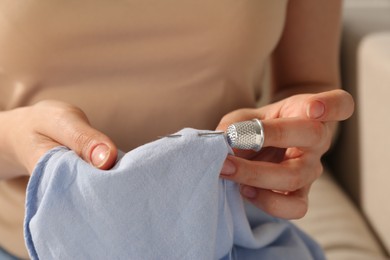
0, 0, 287, 257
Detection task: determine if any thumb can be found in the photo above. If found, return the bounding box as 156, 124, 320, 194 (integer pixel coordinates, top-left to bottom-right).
305, 89, 354, 121
78, 136, 118, 170
34, 101, 118, 170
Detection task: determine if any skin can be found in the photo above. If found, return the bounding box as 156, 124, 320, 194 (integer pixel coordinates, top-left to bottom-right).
0, 0, 354, 220
0, 101, 118, 178
218, 0, 355, 219
217, 90, 354, 219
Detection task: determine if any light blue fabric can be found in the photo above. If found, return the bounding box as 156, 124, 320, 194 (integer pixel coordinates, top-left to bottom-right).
24, 128, 325, 260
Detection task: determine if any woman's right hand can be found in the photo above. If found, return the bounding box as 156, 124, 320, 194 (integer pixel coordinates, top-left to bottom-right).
0, 100, 118, 178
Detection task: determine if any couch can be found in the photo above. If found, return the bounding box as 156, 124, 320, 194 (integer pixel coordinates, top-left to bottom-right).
293, 1, 390, 259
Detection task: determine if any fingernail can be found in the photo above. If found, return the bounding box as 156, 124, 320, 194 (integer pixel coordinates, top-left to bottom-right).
241, 186, 257, 199
221, 158, 236, 175
307, 101, 325, 119
91, 144, 110, 168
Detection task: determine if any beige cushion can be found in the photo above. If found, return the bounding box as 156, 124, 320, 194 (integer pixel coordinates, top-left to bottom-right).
293, 170, 387, 259
358, 32, 390, 253
324, 5, 390, 257
330, 2, 390, 207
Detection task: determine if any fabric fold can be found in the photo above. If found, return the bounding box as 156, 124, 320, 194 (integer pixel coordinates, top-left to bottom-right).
24, 128, 325, 260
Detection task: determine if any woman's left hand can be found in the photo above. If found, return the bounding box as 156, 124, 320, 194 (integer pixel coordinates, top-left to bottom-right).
217, 89, 354, 219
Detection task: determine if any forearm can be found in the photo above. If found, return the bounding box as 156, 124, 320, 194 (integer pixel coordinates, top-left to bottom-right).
271, 0, 342, 102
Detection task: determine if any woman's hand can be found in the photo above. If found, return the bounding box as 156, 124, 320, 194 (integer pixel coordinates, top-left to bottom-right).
217, 89, 354, 219
0, 100, 117, 178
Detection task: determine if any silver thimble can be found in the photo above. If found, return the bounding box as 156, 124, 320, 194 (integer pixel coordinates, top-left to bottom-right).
226, 119, 265, 151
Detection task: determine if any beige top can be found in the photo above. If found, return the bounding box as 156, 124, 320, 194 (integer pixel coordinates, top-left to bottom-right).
0, 0, 287, 257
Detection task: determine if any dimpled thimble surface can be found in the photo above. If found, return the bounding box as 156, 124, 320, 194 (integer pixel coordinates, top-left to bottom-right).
226, 119, 264, 152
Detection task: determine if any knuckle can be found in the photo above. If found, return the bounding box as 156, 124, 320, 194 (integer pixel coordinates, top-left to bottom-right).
273, 123, 286, 145
240, 163, 260, 185
261, 193, 308, 220
59, 104, 88, 121
38, 100, 88, 121
291, 200, 308, 219
285, 168, 303, 192
262, 195, 281, 216
71, 131, 97, 157
315, 163, 324, 178
218, 112, 238, 131
310, 121, 326, 145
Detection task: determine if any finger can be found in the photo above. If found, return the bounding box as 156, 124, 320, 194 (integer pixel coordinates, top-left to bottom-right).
306, 89, 354, 121
33, 101, 118, 170
262, 118, 328, 149
218, 111, 329, 150
252, 147, 286, 163
240, 185, 310, 219
215, 108, 265, 159
220, 155, 322, 192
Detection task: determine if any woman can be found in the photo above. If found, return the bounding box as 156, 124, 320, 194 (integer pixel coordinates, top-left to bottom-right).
0, 0, 353, 258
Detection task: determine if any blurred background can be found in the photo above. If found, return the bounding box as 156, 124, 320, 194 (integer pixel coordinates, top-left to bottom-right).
292, 0, 390, 259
